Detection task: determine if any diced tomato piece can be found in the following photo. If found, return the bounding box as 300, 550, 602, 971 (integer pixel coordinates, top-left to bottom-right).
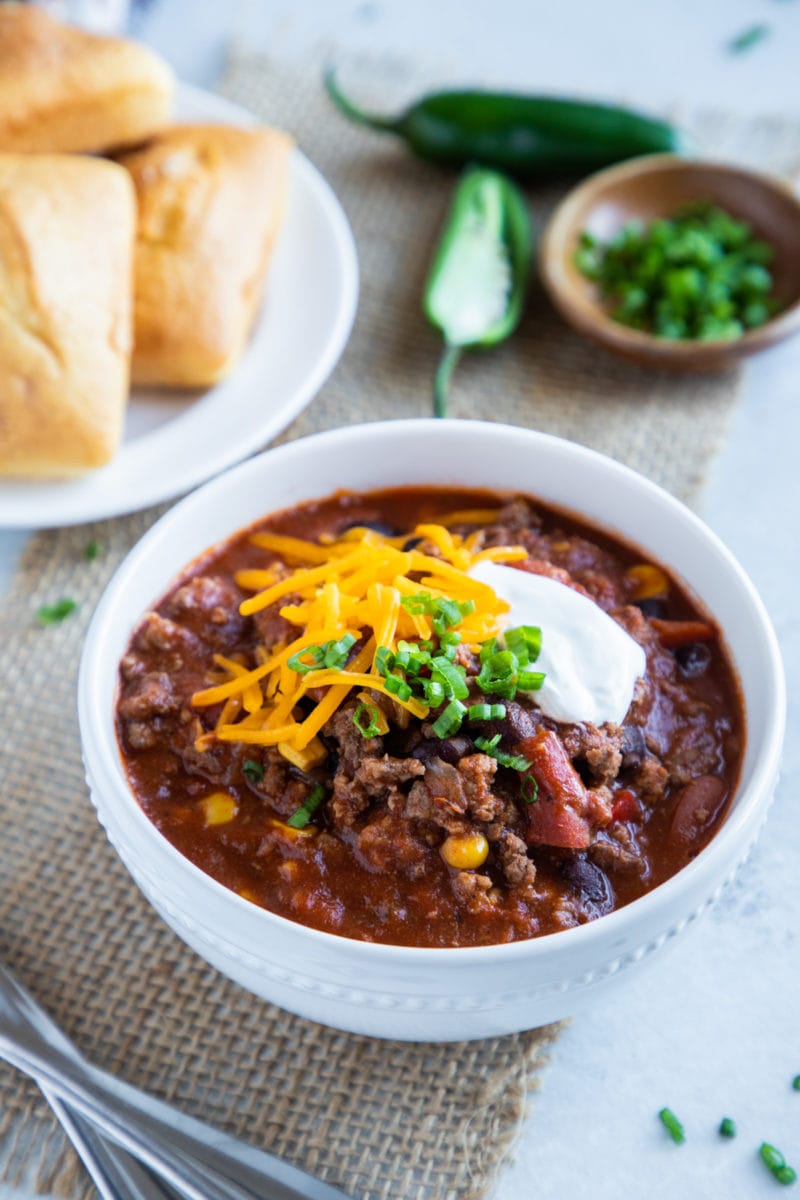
650, 618, 717, 648
526, 797, 591, 850
612, 788, 641, 823
522, 729, 592, 850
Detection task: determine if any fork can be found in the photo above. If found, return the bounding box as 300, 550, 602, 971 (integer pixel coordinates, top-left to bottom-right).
0, 962, 351, 1200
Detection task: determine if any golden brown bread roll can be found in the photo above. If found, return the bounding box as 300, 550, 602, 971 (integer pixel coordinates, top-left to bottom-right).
0, 153, 135, 478
0, 3, 173, 154
118, 124, 293, 388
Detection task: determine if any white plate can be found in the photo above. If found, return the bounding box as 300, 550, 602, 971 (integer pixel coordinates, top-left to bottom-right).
0, 83, 358, 528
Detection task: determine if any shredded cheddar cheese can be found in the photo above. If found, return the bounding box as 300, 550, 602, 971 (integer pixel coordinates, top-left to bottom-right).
191, 521, 524, 762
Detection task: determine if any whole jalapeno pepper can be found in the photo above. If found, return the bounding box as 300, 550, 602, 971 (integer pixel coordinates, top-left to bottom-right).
423, 166, 532, 417
325, 70, 686, 178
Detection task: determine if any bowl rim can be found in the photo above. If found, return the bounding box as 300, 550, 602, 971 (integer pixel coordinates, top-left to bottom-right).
79, 418, 786, 965
539, 153, 800, 355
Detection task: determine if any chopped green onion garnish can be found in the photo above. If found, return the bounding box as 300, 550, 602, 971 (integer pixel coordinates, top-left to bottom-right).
375, 645, 394, 675
504, 625, 542, 665
474, 734, 531, 772
438, 630, 461, 661
658, 1108, 685, 1145
400, 592, 435, 615
432, 699, 466, 739
479, 637, 497, 664
719, 1117, 736, 1139
352, 701, 382, 738
728, 23, 770, 55
760, 1143, 797, 1185
384, 672, 412, 702
323, 632, 358, 669
419, 677, 445, 706
430, 656, 469, 700
287, 644, 326, 674
467, 703, 507, 721
520, 773, 539, 804
517, 669, 546, 692
242, 759, 264, 784
476, 649, 518, 699
36, 597, 78, 625
288, 633, 357, 674
432, 598, 465, 634
286, 783, 326, 829
85, 540, 102, 561
792, 1075, 800, 1092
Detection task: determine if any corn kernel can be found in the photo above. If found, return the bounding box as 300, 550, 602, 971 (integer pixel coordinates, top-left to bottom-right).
440, 833, 489, 870
269, 818, 317, 839
200, 791, 238, 827
278, 737, 327, 770
626, 563, 668, 601
237, 887, 261, 904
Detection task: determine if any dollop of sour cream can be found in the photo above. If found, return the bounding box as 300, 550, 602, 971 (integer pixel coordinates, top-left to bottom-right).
469, 560, 646, 727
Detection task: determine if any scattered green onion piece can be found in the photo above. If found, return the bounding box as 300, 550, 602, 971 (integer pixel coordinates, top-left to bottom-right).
760, 1143, 797, 1185
286, 783, 326, 829
432, 699, 466, 739
474, 735, 531, 772
242, 759, 264, 784
85, 540, 102, 561
728, 23, 770, 54
375, 645, 395, 676
36, 597, 78, 626
518, 668, 546, 692
479, 637, 497, 664
430, 656, 469, 699
718, 1117, 736, 1139
392, 644, 412, 670
419, 678, 446, 706
792, 1075, 800, 1092
432, 597, 465, 634
467, 703, 507, 721
504, 625, 542, 665
658, 1107, 686, 1145
384, 672, 412, 702
476, 649, 518, 699
352, 701, 382, 738
400, 592, 435, 615
438, 630, 462, 661
520, 773, 539, 804
287, 644, 327, 674
323, 632, 358, 669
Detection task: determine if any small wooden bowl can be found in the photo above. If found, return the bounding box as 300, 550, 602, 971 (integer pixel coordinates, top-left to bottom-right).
539, 155, 800, 370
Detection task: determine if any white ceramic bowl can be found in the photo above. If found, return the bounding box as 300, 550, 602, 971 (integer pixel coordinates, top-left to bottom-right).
79, 420, 785, 1042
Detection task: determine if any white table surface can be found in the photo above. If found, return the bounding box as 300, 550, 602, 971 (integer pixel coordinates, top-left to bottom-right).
4, 2, 800, 1198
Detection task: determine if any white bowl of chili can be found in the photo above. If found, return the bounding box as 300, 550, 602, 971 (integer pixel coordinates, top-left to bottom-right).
79, 420, 784, 1041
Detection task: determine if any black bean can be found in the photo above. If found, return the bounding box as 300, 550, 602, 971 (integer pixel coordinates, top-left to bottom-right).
635, 597, 668, 618
560, 855, 615, 918
412, 736, 473, 767
343, 519, 399, 537
675, 642, 712, 677
403, 536, 423, 550
620, 723, 647, 769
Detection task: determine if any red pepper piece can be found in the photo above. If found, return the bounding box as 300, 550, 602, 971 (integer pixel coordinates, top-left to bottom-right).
650, 617, 717, 648
521, 729, 592, 849
612, 788, 641, 823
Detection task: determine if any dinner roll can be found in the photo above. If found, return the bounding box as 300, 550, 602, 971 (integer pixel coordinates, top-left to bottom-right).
0, 154, 135, 478
118, 124, 293, 388
0, 3, 173, 154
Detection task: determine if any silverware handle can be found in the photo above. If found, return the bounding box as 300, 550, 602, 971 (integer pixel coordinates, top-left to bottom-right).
39, 1083, 186, 1200
0, 1008, 349, 1200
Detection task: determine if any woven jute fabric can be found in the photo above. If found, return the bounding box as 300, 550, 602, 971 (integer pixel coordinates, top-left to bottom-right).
3, 49, 800, 1200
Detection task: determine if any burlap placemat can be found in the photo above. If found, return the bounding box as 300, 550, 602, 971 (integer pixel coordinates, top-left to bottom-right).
3, 49, 800, 1200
